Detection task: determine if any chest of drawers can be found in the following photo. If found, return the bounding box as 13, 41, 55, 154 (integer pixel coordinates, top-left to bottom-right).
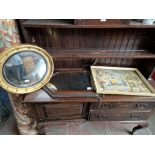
8, 71, 155, 134
23, 71, 155, 123
28, 93, 155, 123
89, 97, 155, 121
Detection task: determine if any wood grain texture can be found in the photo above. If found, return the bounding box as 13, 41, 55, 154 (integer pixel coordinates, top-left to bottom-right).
17, 20, 155, 126
21, 27, 155, 69
89, 110, 152, 121
23, 19, 155, 28
90, 102, 155, 110
29, 28, 154, 49
34, 103, 86, 121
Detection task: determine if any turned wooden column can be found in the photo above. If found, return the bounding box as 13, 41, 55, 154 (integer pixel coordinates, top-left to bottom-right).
8, 93, 39, 135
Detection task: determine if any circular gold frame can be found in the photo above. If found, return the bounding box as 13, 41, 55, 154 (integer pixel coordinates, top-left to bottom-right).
0, 44, 54, 94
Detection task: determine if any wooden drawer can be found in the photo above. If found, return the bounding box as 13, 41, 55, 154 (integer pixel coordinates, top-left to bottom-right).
90, 102, 155, 111
89, 110, 152, 121
35, 103, 87, 121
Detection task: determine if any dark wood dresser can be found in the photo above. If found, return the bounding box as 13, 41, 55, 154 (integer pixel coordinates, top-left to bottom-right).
24, 90, 155, 123
8, 19, 155, 134
22, 71, 155, 123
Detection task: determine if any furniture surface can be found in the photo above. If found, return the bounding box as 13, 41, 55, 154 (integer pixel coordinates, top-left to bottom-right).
23, 71, 155, 123
8, 19, 155, 134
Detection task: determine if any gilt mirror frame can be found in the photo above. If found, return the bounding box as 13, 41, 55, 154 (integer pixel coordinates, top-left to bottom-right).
0, 44, 54, 94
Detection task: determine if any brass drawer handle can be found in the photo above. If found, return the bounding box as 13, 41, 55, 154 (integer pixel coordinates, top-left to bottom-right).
98, 114, 109, 119
130, 114, 142, 119
99, 103, 112, 109
136, 103, 149, 108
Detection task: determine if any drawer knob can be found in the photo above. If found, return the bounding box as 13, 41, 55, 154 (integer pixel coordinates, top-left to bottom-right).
130, 114, 141, 119
98, 114, 109, 120
100, 103, 112, 109
136, 103, 148, 108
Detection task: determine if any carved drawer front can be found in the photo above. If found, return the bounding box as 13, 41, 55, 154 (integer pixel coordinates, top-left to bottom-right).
90, 102, 155, 110
89, 110, 152, 121
35, 103, 85, 121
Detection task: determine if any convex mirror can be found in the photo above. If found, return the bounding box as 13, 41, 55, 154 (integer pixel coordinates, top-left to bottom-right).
0, 44, 54, 94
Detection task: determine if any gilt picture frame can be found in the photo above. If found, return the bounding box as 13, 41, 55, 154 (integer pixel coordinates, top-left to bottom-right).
91, 66, 155, 96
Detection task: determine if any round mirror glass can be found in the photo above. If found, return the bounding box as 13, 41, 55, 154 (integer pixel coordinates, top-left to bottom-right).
3, 51, 47, 88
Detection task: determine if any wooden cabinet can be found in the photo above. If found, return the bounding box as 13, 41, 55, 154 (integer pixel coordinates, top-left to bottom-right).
89, 95, 155, 121
18, 19, 155, 123
89, 101, 154, 121
34, 103, 88, 121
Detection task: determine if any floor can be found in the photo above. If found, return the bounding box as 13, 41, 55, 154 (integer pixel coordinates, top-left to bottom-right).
1, 112, 155, 135
0, 115, 19, 135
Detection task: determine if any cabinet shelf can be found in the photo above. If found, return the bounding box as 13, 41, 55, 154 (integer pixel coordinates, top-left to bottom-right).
23, 19, 74, 28
23, 19, 155, 28
46, 49, 155, 59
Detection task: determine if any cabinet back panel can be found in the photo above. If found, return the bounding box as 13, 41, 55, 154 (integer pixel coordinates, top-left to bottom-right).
28, 28, 155, 69
30, 28, 154, 49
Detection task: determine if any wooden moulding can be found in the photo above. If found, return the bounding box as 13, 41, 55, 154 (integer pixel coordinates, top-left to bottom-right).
47, 49, 155, 59
23, 19, 155, 28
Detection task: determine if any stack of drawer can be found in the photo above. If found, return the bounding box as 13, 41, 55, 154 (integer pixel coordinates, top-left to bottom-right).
89, 101, 155, 121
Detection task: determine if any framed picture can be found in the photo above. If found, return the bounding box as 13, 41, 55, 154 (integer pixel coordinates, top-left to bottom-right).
91, 66, 155, 96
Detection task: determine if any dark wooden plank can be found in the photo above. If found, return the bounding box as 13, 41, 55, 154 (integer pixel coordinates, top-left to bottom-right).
23, 88, 155, 103
109, 29, 119, 65
23, 19, 155, 29
114, 30, 125, 66
19, 19, 32, 43
122, 29, 133, 66
106, 29, 115, 65
47, 49, 155, 59
90, 102, 155, 110
89, 110, 152, 121
36, 103, 84, 120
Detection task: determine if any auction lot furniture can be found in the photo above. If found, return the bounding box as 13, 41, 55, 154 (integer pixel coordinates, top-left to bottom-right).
8, 19, 155, 134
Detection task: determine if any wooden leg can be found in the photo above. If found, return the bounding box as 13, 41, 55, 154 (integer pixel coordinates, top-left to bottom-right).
36, 123, 46, 135
128, 122, 149, 135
